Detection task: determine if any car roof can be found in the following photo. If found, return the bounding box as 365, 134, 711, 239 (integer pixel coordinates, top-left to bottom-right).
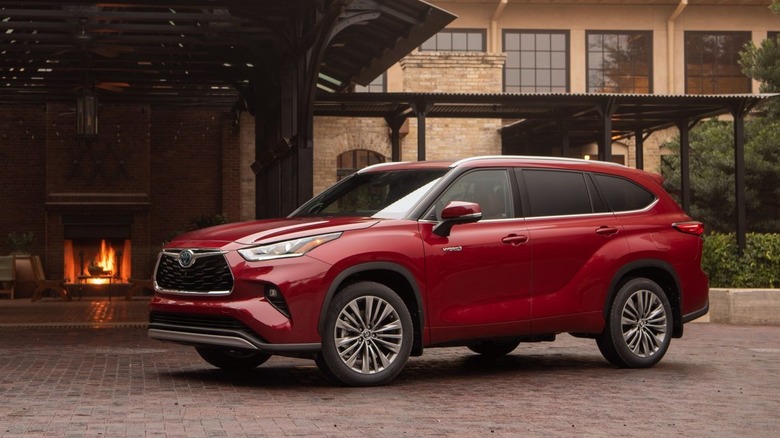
358, 155, 663, 186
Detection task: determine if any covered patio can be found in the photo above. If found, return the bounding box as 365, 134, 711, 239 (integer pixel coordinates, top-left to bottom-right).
314, 91, 778, 251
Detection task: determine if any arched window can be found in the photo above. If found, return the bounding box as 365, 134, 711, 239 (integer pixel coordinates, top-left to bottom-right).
337, 149, 386, 180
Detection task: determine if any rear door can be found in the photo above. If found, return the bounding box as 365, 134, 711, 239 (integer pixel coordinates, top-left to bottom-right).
516, 169, 630, 334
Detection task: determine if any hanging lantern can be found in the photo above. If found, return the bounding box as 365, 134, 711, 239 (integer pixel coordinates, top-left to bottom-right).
76, 89, 98, 138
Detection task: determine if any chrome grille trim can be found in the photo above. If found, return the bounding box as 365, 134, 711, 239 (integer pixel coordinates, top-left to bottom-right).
153, 249, 234, 295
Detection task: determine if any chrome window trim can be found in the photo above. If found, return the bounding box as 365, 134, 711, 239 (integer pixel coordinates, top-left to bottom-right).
523, 211, 616, 222
523, 197, 659, 221
612, 197, 660, 215
418, 216, 523, 225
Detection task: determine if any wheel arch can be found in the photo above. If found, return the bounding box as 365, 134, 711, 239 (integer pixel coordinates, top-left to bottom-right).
607, 260, 684, 338
318, 262, 425, 355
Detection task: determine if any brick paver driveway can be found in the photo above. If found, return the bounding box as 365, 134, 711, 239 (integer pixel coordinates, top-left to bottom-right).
0, 300, 778, 437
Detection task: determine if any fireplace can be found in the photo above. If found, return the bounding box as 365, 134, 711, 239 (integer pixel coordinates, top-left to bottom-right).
41, 194, 153, 299
64, 238, 131, 284
62, 214, 133, 285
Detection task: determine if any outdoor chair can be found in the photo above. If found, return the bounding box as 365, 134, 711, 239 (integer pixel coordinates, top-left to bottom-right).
0, 255, 15, 299
30, 255, 71, 301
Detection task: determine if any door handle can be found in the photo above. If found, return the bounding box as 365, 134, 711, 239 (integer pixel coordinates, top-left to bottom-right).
502, 234, 529, 245
596, 226, 619, 237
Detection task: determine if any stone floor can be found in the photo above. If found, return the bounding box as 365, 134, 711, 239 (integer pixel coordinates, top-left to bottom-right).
1, 298, 779, 437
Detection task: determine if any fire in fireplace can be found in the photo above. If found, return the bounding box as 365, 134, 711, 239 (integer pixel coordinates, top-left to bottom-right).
63, 238, 131, 285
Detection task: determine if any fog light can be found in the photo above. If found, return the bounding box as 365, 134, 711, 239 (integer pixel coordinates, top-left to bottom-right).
265, 286, 290, 318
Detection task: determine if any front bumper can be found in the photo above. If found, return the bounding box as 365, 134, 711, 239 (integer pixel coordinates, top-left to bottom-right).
148, 313, 320, 354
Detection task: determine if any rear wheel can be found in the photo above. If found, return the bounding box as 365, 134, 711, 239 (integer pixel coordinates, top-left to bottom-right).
318, 281, 413, 387
467, 340, 520, 358
597, 278, 672, 368
195, 347, 271, 371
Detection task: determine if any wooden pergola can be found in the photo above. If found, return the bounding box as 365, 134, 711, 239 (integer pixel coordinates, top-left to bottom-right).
0, 0, 457, 216
314, 91, 779, 251
1, 1, 774, 251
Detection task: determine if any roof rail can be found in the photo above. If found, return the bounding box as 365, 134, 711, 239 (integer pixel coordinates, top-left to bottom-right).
450, 155, 625, 168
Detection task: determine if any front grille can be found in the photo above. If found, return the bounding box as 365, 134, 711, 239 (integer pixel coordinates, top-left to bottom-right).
155, 250, 233, 293
150, 312, 251, 333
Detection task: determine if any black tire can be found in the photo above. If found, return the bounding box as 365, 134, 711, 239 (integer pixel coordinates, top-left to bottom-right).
467, 340, 520, 357
597, 277, 673, 368
318, 281, 413, 387
195, 347, 271, 371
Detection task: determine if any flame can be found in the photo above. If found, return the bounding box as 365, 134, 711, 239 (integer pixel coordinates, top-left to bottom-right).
84, 240, 116, 285
90, 240, 115, 274
64, 239, 131, 285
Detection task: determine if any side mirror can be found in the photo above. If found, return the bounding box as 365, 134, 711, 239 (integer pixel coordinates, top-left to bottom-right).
433, 201, 483, 237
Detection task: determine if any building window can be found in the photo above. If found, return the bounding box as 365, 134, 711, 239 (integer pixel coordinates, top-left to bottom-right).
337, 149, 386, 180
685, 32, 751, 94
420, 29, 486, 52
355, 73, 386, 93
504, 30, 569, 93
587, 31, 652, 93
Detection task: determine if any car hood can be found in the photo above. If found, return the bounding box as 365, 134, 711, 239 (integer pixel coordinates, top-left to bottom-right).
167, 217, 381, 248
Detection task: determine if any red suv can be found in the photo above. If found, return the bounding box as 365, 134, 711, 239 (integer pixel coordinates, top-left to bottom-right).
149, 156, 709, 386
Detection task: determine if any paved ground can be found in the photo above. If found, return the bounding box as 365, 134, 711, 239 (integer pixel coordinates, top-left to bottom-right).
0, 299, 779, 437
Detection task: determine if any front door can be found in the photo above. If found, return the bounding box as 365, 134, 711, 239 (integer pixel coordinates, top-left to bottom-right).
420, 169, 531, 344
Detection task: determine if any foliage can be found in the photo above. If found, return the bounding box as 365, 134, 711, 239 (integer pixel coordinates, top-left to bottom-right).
703, 233, 780, 288
6, 231, 35, 254
739, 34, 780, 93
660, 119, 780, 233
739, 0, 780, 116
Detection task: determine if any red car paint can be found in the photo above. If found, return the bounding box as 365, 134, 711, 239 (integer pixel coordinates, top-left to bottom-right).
149, 156, 709, 385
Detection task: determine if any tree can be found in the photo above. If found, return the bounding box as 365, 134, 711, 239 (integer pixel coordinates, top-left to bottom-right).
660, 119, 780, 233
740, 0, 780, 115
663, 2, 780, 233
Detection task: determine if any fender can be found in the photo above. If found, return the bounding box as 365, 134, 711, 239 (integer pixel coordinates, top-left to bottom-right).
606, 259, 684, 338
317, 261, 425, 336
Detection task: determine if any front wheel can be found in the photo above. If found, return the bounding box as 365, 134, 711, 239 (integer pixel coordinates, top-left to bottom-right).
318, 282, 413, 387
597, 278, 673, 368
195, 347, 271, 371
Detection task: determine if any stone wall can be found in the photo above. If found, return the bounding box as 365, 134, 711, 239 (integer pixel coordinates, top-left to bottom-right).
708, 289, 780, 325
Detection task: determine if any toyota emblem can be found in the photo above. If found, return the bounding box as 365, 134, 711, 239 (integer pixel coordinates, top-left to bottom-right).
178, 249, 195, 268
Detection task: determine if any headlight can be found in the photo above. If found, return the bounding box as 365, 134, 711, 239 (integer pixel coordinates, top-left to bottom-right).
238, 232, 342, 261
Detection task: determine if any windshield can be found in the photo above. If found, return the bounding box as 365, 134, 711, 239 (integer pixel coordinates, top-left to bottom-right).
292, 168, 449, 219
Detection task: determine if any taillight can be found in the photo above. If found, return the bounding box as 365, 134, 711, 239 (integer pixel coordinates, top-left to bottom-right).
673, 221, 704, 236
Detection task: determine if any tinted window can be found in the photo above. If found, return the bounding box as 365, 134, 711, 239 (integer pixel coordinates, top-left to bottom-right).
504, 30, 569, 93
521, 170, 592, 217
593, 174, 656, 212
431, 170, 513, 220
294, 169, 448, 219
587, 31, 652, 93
684, 32, 751, 94
421, 30, 486, 52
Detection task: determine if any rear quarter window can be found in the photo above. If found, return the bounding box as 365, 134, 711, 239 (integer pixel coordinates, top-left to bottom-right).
592, 173, 656, 212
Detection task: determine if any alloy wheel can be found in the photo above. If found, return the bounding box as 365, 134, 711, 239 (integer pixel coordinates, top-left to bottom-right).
621, 289, 668, 358
333, 295, 404, 375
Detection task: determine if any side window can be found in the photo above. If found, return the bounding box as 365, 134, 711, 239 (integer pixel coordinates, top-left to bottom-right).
592, 174, 656, 212
520, 169, 592, 217
432, 170, 513, 220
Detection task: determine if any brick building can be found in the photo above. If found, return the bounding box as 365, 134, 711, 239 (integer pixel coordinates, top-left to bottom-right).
313, 0, 779, 193
0, 0, 777, 293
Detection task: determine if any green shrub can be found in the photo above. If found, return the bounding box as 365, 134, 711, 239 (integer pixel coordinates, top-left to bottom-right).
702, 233, 780, 288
